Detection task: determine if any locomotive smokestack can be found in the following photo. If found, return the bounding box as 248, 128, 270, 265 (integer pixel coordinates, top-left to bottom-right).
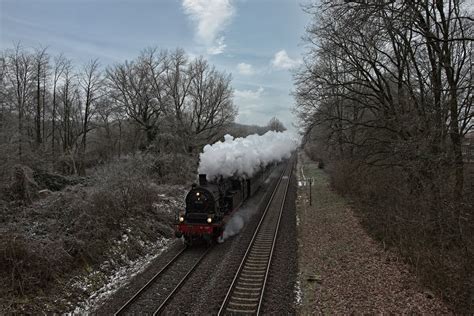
199, 174, 208, 186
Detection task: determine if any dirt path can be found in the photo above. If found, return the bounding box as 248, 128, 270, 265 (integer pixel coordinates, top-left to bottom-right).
296, 151, 451, 314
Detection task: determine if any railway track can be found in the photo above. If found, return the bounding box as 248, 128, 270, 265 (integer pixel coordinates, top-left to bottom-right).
218, 156, 294, 315
114, 246, 210, 315
113, 158, 292, 315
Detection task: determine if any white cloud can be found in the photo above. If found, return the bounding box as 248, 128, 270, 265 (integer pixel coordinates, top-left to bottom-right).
207, 37, 227, 55
237, 62, 255, 75
271, 50, 301, 70
234, 87, 265, 125
234, 86, 264, 100
182, 0, 235, 55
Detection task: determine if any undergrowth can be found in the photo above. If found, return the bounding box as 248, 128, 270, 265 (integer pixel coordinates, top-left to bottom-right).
0, 152, 194, 313
322, 155, 473, 313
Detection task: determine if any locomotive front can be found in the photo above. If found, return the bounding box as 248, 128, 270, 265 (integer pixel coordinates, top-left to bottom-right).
175, 175, 223, 243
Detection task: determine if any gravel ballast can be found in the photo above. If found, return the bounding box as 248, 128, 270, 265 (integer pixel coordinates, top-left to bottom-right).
94, 162, 298, 314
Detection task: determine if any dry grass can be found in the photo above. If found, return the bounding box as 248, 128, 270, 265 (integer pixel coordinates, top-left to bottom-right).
296, 151, 451, 314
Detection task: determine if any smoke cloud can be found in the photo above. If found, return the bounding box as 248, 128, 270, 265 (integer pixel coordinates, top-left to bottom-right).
198, 131, 298, 181
218, 166, 281, 242
218, 206, 257, 242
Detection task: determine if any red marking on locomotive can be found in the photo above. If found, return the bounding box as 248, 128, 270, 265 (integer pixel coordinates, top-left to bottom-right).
176, 223, 216, 235
175, 205, 241, 237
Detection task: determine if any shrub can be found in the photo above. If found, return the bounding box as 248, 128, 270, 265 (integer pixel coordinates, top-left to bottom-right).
0, 235, 73, 297
0, 153, 187, 313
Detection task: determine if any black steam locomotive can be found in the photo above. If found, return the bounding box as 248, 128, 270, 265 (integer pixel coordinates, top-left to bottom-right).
175, 166, 272, 245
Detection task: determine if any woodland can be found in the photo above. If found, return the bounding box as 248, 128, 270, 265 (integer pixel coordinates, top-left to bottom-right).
295, 0, 473, 312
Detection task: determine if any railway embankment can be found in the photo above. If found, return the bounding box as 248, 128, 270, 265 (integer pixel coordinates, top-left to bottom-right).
295, 151, 451, 314
0, 154, 190, 314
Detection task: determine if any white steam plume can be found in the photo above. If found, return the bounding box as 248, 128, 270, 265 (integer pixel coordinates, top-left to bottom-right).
218, 206, 257, 242
198, 131, 298, 181
218, 167, 281, 242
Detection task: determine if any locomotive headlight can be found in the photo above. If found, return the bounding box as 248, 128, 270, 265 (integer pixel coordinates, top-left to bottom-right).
196, 192, 200, 196
179, 216, 185, 222
207, 217, 212, 223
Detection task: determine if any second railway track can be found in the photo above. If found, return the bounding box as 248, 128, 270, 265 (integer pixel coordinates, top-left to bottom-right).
218, 156, 294, 315
114, 246, 210, 315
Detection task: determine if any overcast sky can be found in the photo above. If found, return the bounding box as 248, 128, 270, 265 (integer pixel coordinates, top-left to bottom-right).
1, 0, 309, 131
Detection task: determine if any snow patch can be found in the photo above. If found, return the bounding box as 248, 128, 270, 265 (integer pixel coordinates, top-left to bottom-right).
71, 238, 170, 314
295, 279, 303, 305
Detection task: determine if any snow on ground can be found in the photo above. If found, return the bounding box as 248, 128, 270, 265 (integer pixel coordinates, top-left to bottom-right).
71, 236, 171, 314
295, 279, 303, 306
64, 185, 188, 314
68, 187, 187, 314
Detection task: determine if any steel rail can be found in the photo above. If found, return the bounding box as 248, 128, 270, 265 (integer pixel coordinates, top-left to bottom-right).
113, 246, 186, 315
256, 159, 293, 314
218, 156, 294, 315
152, 246, 212, 315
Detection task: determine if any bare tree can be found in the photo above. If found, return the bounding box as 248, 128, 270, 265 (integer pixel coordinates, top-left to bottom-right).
296, 0, 472, 195
266, 116, 286, 132
0, 44, 239, 177
78, 59, 102, 174
187, 57, 236, 150
6, 44, 34, 160
58, 60, 80, 156
95, 94, 125, 158
162, 49, 194, 146
0, 52, 8, 134
33, 47, 49, 148
51, 54, 67, 159
404, 0, 474, 195
107, 50, 164, 146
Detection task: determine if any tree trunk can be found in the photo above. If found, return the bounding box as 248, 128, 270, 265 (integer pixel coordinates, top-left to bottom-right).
145, 125, 156, 145
118, 119, 122, 158
449, 97, 464, 199
79, 103, 89, 176
52, 85, 57, 160
42, 73, 46, 149
36, 64, 42, 147
18, 100, 23, 160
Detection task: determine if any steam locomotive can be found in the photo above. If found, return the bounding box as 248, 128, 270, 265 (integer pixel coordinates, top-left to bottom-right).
175, 166, 273, 245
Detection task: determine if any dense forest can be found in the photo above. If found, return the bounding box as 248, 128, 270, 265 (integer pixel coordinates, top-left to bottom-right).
295, 0, 472, 312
